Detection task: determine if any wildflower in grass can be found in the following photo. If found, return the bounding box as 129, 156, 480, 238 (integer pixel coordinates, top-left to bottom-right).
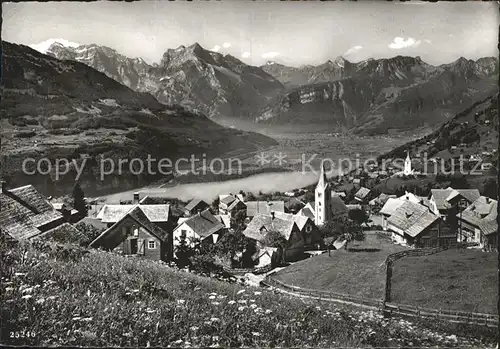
211, 302, 220, 306
254, 291, 262, 295
238, 306, 246, 311
250, 299, 255, 303
252, 332, 260, 336
177, 299, 185, 305
47, 296, 57, 300
174, 339, 183, 345
237, 289, 245, 295
238, 300, 247, 304
313, 329, 318, 334
5, 287, 14, 292
81, 317, 93, 322
210, 317, 220, 322
21, 294, 33, 300
228, 300, 236, 305
265, 309, 272, 314
208, 295, 216, 300
190, 326, 199, 332
14, 273, 26, 277
250, 304, 257, 309
72, 317, 82, 321
36, 298, 45, 304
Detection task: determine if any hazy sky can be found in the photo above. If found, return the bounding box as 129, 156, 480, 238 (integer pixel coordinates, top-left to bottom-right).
3, 0, 498, 67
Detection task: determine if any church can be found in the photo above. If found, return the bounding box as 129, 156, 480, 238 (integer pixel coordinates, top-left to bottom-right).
403, 150, 414, 176
315, 164, 332, 226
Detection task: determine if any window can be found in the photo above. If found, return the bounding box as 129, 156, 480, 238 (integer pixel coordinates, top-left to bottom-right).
181, 230, 187, 238
148, 240, 156, 249
306, 225, 312, 233
133, 228, 139, 237
318, 201, 321, 206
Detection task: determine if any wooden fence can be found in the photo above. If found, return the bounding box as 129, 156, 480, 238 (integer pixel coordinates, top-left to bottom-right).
262, 245, 499, 328
262, 276, 499, 327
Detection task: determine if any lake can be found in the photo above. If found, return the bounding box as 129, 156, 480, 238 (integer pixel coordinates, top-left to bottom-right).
101, 169, 340, 203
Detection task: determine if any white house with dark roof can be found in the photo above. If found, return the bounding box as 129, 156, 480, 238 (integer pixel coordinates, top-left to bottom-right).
173, 209, 225, 247
428, 188, 480, 217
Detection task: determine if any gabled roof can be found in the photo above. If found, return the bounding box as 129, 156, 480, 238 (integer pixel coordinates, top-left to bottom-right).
297, 205, 315, 220
97, 204, 170, 223
331, 196, 348, 216
184, 199, 209, 212
388, 200, 438, 237
214, 214, 231, 229
8, 185, 54, 213
380, 198, 405, 216
355, 187, 371, 199
243, 214, 297, 242
246, 201, 285, 217
180, 209, 224, 239
430, 189, 454, 210
273, 211, 311, 231
316, 164, 329, 191
227, 198, 245, 211
458, 196, 498, 235
34, 223, 85, 243
220, 195, 237, 205
0, 186, 64, 240
90, 205, 169, 248
454, 189, 481, 203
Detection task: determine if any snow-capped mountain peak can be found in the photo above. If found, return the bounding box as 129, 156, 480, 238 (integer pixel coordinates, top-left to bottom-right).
29, 38, 80, 54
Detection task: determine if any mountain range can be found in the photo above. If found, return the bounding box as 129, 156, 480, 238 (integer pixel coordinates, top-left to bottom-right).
1, 41, 277, 196
39, 39, 498, 135
259, 56, 498, 135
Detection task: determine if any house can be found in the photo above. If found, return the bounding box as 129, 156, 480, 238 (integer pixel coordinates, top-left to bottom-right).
252, 246, 279, 268
242, 213, 304, 262
380, 198, 405, 231
354, 187, 372, 204
369, 193, 396, 207
456, 196, 498, 251
173, 209, 225, 247
246, 201, 285, 218
386, 200, 442, 247
90, 205, 172, 261
96, 203, 173, 231
272, 211, 322, 249
218, 194, 247, 216
0, 183, 65, 241
183, 199, 210, 216
331, 191, 347, 199
428, 188, 481, 218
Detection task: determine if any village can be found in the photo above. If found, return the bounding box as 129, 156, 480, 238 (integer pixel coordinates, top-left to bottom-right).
1, 150, 498, 280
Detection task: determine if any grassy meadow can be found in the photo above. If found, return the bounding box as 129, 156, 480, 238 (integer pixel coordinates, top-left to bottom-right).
1, 240, 496, 348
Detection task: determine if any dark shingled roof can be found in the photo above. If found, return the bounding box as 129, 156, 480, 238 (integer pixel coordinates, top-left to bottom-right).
355, 187, 371, 200
0, 185, 64, 240
388, 200, 439, 237
90, 205, 169, 248
457, 196, 498, 235
243, 214, 297, 242
184, 199, 209, 212
182, 209, 225, 239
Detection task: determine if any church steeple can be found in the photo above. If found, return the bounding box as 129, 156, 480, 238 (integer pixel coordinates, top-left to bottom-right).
314, 163, 331, 226
316, 163, 328, 191
404, 150, 412, 175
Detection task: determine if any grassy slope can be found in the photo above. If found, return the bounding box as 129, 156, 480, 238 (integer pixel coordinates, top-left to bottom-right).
273, 233, 408, 299
391, 249, 498, 314
1, 241, 496, 348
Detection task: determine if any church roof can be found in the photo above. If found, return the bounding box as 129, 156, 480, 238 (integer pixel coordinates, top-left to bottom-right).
316, 164, 329, 190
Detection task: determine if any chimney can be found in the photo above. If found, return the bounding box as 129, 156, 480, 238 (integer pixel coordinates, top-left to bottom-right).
486, 197, 491, 204
271, 211, 275, 220
133, 192, 140, 204
1, 180, 6, 193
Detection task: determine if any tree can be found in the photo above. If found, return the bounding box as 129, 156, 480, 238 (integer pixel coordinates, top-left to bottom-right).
348, 209, 370, 227
211, 196, 220, 214
213, 230, 256, 267
72, 182, 87, 217
483, 178, 498, 199
74, 222, 104, 246
230, 209, 247, 231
